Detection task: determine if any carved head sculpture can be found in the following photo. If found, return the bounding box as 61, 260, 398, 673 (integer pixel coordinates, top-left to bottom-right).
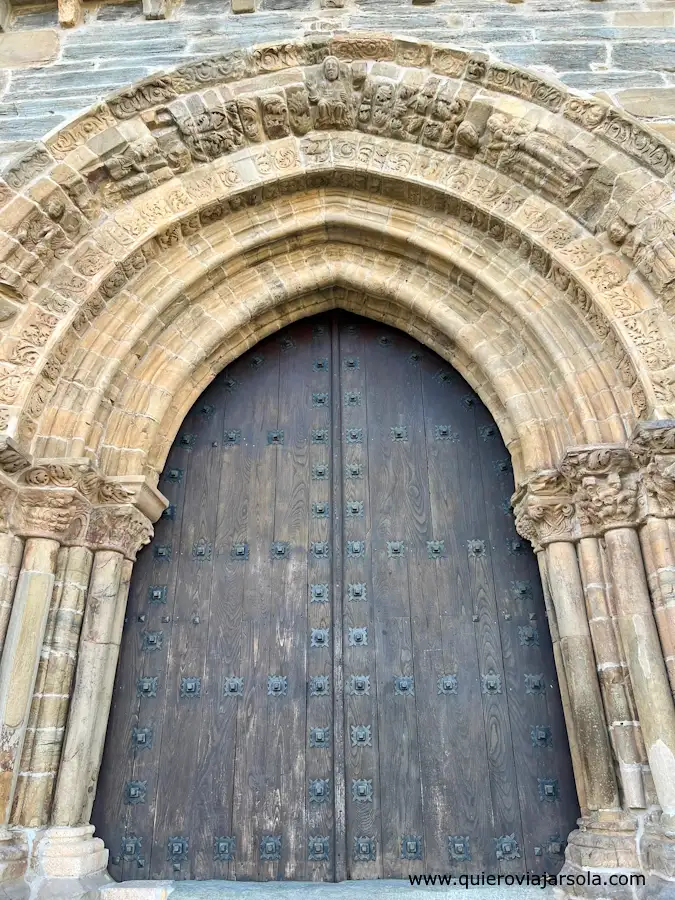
608, 216, 631, 246
323, 56, 340, 82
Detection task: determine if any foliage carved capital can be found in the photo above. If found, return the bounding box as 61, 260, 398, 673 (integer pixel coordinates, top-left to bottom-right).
0, 459, 160, 556
513, 470, 576, 549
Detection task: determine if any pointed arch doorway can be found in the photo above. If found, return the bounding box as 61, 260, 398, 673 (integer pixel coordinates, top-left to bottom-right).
93, 312, 578, 883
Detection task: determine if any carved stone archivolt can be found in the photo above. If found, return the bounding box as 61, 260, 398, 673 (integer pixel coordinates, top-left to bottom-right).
514, 425, 675, 547
0, 33, 673, 488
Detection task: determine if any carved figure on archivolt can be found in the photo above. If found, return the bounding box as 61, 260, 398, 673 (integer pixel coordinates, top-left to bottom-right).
307, 56, 355, 129
480, 113, 598, 204
389, 78, 439, 142
174, 103, 245, 163
422, 87, 466, 152
358, 78, 396, 135
103, 137, 176, 200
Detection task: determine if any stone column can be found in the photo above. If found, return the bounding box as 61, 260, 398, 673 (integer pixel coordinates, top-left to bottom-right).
577, 536, 647, 811
536, 549, 588, 813
11, 546, 94, 827
604, 526, 675, 832
544, 540, 621, 812
0, 531, 25, 655
640, 515, 675, 693
0, 537, 60, 826
53, 550, 131, 826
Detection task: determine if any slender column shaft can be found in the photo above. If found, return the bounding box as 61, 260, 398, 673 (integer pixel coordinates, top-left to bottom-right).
577, 537, 646, 810
12, 546, 93, 826
0, 533, 25, 656
0, 538, 60, 824
544, 541, 620, 811
604, 527, 675, 831
53, 552, 131, 825
639, 517, 675, 693
537, 550, 588, 814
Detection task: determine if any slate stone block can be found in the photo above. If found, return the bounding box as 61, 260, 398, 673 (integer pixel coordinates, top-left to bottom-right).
560, 71, 666, 90
61, 36, 187, 60
613, 41, 675, 72
96, 2, 144, 20
495, 41, 606, 71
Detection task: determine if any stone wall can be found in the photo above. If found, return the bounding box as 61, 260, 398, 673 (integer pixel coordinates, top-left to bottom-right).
0, 0, 674, 168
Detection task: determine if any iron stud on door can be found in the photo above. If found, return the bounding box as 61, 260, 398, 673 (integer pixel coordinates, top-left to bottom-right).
308, 837, 330, 862
401, 836, 423, 860
213, 836, 235, 861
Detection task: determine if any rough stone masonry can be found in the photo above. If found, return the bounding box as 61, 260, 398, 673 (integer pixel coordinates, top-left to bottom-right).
0, 0, 674, 170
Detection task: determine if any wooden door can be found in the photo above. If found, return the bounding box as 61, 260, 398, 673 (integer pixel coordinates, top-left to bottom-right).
93, 313, 578, 882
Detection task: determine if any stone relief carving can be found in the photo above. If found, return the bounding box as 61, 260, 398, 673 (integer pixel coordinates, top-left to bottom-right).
307, 56, 356, 129
0, 37, 673, 467
102, 137, 179, 201
479, 113, 598, 205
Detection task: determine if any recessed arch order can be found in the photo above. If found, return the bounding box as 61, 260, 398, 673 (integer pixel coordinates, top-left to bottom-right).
2, 34, 675, 899
0, 32, 674, 487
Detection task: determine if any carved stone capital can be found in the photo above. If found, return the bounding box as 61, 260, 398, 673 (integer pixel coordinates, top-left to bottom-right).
559, 445, 634, 481
513, 470, 576, 549
559, 446, 638, 533
638, 457, 675, 520
628, 420, 675, 466
86, 504, 153, 560
0, 459, 162, 556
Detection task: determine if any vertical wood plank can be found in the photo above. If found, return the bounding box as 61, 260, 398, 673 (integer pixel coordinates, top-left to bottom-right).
232, 338, 280, 881
149, 379, 223, 880
330, 316, 346, 883
340, 318, 383, 881
364, 319, 423, 880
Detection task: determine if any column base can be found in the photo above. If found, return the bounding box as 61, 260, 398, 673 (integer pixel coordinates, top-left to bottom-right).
0, 826, 111, 899
30, 825, 108, 879
0, 828, 26, 884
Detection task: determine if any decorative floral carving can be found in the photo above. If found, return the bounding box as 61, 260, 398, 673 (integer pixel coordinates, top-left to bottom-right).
47, 105, 116, 160
513, 471, 576, 547
87, 505, 153, 559
108, 78, 177, 119
0, 437, 30, 474
4, 146, 52, 190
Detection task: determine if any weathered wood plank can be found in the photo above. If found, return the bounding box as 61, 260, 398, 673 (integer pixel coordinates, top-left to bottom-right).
149, 378, 223, 880
340, 318, 383, 881
420, 359, 494, 875
364, 320, 423, 880
232, 337, 280, 881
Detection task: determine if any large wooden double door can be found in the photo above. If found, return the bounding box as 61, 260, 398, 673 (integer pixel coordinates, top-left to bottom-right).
94, 312, 578, 882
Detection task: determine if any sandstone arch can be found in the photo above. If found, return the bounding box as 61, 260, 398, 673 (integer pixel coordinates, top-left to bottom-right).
0, 33, 674, 899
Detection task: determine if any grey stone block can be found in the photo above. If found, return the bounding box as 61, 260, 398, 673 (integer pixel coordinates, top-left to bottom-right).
560, 70, 666, 89
261, 0, 312, 11
10, 67, 150, 99
494, 41, 606, 71
60, 20, 176, 43
96, 2, 144, 21
0, 115, 66, 141
534, 26, 675, 41
347, 14, 449, 30
10, 8, 59, 30
61, 36, 187, 60
613, 41, 675, 72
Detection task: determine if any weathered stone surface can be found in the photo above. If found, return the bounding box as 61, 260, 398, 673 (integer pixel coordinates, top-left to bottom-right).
615, 88, 675, 119
0, 32, 60, 69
